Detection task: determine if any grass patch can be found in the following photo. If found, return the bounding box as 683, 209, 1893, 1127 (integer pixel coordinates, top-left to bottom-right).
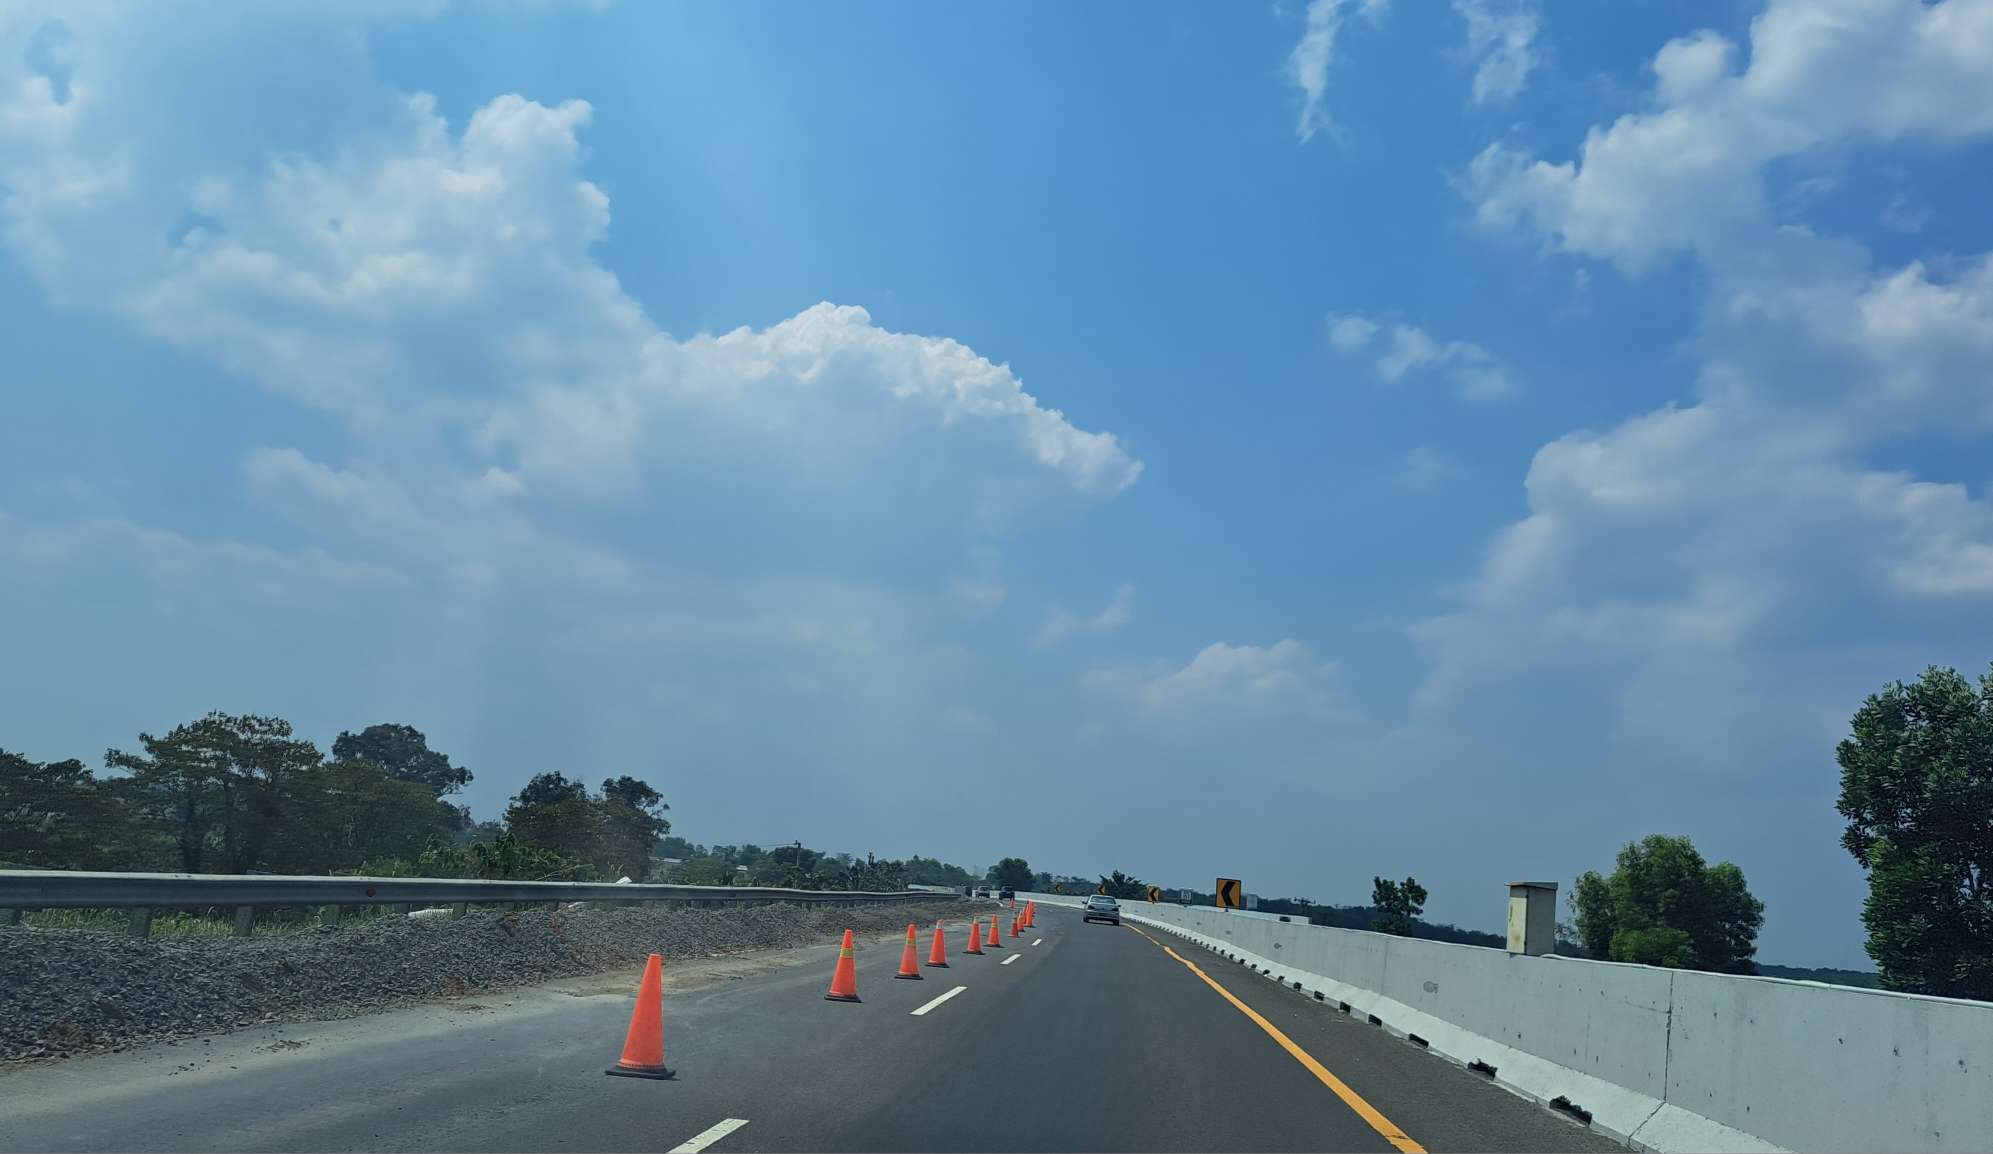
20, 908, 349, 938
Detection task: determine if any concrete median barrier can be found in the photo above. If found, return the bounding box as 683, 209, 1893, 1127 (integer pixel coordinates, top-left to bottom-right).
1015, 891, 1993, 1153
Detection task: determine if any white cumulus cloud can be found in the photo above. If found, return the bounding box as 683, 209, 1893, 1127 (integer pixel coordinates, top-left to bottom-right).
1326, 311, 1519, 401
1084, 639, 1349, 736
1425, 0, 1993, 788
1455, 0, 1542, 105
1460, 0, 1993, 275
1288, 0, 1392, 144
0, 3, 1146, 832
1396, 445, 1468, 492
1033, 583, 1135, 650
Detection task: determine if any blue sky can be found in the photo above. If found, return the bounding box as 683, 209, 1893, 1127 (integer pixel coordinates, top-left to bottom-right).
5, 0, 1992, 968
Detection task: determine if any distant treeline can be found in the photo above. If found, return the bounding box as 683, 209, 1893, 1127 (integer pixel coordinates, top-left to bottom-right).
1135, 890, 1877, 985
1169, 892, 1510, 948
4, 716, 489, 878
1, 712, 987, 895
653, 837, 981, 892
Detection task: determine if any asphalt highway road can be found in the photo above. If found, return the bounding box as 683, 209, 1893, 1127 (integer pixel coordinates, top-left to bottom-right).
0, 905, 1623, 1152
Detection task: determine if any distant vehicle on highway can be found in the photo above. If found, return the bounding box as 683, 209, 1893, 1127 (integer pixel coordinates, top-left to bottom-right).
998, 887, 1015, 901
1082, 894, 1120, 926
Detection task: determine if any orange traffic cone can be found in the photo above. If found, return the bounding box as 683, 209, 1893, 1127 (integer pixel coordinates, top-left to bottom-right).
988, 915, 1004, 948
926, 920, 950, 968
1009, 914, 1021, 937
604, 952, 673, 1079
826, 929, 862, 1001
894, 922, 923, 980
1025, 901, 1037, 927
964, 917, 984, 954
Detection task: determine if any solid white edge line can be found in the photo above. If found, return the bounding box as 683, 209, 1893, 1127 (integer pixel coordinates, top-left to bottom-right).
1031, 938, 1043, 946
1001, 953, 1020, 965
668, 1117, 749, 1153
910, 985, 968, 1016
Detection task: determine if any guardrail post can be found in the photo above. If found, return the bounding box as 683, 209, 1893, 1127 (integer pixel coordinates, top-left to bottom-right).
451, 902, 467, 919
232, 906, 255, 937
319, 904, 341, 929
127, 908, 153, 938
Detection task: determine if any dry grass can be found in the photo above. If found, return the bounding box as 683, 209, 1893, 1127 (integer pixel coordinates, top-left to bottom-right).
19, 907, 358, 937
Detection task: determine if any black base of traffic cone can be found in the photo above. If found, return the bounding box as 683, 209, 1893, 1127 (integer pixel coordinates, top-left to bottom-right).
824, 992, 861, 1003
894, 971, 923, 980
605, 1065, 675, 1080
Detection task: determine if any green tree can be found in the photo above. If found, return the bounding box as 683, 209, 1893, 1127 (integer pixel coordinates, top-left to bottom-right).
743, 844, 816, 886
905, 855, 974, 887
275, 757, 460, 873
0, 750, 139, 869
989, 857, 1033, 891
462, 818, 505, 844
331, 723, 472, 795
847, 852, 907, 891
1572, 835, 1764, 973
1571, 870, 1616, 957
670, 855, 738, 885
1836, 664, 1993, 999
365, 830, 596, 881
1098, 870, 1145, 899
106, 713, 322, 873
596, 775, 671, 879
503, 772, 673, 879
503, 771, 597, 862
712, 844, 767, 869
1370, 876, 1428, 935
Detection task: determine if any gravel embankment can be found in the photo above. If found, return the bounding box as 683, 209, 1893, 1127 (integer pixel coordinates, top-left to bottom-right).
0, 899, 964, 1063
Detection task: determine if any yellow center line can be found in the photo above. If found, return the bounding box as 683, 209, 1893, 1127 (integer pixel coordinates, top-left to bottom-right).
1128, 925, 1425, 1154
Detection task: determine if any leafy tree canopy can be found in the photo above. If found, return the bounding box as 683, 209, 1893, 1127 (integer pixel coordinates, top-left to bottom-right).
1572, 834, 1764, 973
1837, 664, 1993, 999
989, 857, 1033, 890
502, 772, 670, 880
1371, 876, 1428, 936
1098, 870, 1146, 899
0, 750, 133, 869
105, 712, 322, 874
331, 723, 472, 796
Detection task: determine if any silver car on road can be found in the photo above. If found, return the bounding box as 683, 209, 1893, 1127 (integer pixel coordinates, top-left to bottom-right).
1082, 894, 1121, 926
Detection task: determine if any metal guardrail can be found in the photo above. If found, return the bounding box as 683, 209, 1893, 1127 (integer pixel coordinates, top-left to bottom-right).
0, 869, 950, 938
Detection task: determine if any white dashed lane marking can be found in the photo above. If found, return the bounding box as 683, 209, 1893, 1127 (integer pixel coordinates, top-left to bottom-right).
668, 1118, 749, 1153
1032, 938, 1043, 946
1001, 954, 1020, 965
910, 986, 967, 1016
